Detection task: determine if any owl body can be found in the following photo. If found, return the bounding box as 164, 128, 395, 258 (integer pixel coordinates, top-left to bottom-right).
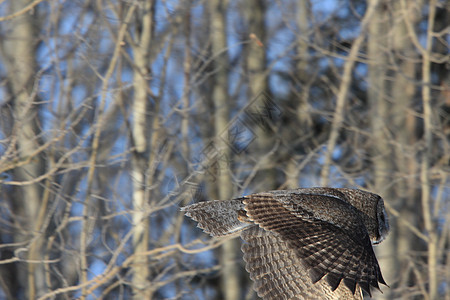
182, 187, 390, 299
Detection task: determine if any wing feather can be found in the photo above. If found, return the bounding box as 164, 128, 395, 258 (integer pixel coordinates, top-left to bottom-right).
181, 199, 250, 237
241, 226, 362, 300
243, 193, 385, 296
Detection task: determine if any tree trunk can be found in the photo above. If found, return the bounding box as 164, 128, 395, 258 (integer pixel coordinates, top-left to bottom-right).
1, 1, 45, 298
245, 0, 278, 190
368, 1, 400, 298
131, 1, 155, 298
208, 1, 240, 299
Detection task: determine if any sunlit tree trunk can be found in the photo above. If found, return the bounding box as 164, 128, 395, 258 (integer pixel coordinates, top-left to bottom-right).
419, 1, 438, 298
286, 0, 311, 189
130, 1, 155, 298
368, 1, 399, 298
0, 1, 45, 298
390, 1, 426, 297
245, 0, 278, 190
208, 1, 240, 299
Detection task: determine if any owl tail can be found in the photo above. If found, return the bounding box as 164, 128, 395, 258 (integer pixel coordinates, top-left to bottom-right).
181, 199, 252, 237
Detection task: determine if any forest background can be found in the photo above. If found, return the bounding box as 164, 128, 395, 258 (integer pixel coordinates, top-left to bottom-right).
0, 0, 448, 299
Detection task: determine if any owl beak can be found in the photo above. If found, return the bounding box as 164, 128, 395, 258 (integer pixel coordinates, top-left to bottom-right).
371, 233, 386, 245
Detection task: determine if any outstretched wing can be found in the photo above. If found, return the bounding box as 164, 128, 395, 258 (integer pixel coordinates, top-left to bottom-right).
243, 193, 386, 296
181, 199, 251, 237
241, 226, 362, 300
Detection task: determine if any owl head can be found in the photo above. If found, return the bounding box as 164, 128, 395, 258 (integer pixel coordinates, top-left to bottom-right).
338, 188, 390, 244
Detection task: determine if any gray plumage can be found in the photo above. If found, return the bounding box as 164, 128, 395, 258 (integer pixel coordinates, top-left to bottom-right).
181, 187, 390, 300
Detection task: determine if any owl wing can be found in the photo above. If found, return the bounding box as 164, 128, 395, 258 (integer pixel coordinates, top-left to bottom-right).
243, 193, 385, 296
241, 226, 363, 300
181, 199, 251, 237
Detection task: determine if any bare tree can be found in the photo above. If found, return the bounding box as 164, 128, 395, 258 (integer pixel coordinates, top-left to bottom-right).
0, 1, 45, 298
0, 1, 448, 299
207, 1, 243, 300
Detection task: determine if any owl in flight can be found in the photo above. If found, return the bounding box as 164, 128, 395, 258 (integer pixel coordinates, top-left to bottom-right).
182, 187, 390, 299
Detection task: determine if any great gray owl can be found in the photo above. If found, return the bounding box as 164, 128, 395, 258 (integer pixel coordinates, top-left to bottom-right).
181, 187, 390, 299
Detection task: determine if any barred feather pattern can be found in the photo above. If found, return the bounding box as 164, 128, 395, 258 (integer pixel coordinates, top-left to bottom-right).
181, 188, 389, 299
243, 193, 385, 296
241, 226, 362, 300
181, 199, 251, 237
